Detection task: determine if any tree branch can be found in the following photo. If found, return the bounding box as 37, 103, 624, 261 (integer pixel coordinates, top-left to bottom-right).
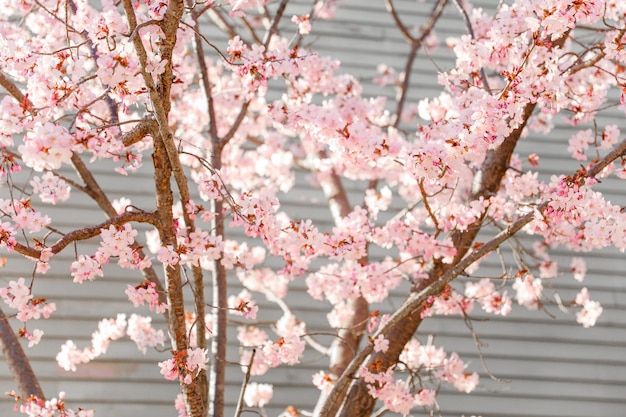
188, 1, 218, 142
12, 210, 158, 259
0, 71, 26, 104
388, 0, 448, 127
122, 2, 207, 416
0, 306, 44, 400
121, 119, 159, 147
263, 0, 290, 49
323, 135, 626, 417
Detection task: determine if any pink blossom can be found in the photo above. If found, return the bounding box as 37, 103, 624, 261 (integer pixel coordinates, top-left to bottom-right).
158, 348, 208, 384
373, 64, 397, 87
11, 391, 94, 417
312, 371, 335, 394
567, 129, 594, 161
112, 197, 132, 215
25, 328, 43, 347
56, 340, 90, 372
228, 289, 258, 319
400, 339, 446, 370
70, 255, 103, 283
539, 260, 558, 279
18, 123, 74, 171
11, 208, 50, 233
30, 172, 70, 204
512, 274, 543, 310
373, 334, 389, 353
261, 335, 306, 367
291, 14, 312, 35
453, 371, 480, 393
575, 288, 603, 328
414, 388, 436, 407
174, 394, 188, 417
158, 357, 179, 381
571, 257, 586, 282
244, 382, 273, 407
577, 300, 603, 328
275, 313, 306, 338
0, 221, 16, 250
601, 125, 620, 149
0, 278, 31, 310
186, 347, 209, 374
157, 245, 179, 266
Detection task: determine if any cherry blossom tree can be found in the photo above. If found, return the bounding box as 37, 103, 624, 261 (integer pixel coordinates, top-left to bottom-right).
0, 0, 625, 416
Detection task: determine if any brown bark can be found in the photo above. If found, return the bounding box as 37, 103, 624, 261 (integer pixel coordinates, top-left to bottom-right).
123, 1, 207, 414
0, 307, 44, 400
208, 141, 227, 417
153, 136, 206, 417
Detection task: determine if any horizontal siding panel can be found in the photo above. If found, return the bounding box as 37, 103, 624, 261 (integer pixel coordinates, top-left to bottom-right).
1, 0, 625, 416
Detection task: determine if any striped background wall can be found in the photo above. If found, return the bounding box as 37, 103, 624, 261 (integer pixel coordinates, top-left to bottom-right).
1, 1, 625, 416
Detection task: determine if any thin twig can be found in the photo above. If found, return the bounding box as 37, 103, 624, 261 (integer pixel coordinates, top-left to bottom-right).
451, 0, 492, 93
234, 349, 256, 417
263, 0, 290, 48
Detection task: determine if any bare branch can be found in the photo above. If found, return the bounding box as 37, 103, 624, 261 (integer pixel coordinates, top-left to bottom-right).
234, 349, 256, 417
390, 0, 448, 126
241, 16, 263, 45
188, 1, 219, 140
208, 7, 239, 40
418, 179, 440, 234
220, 101, 250, 145
263, 0, 290, 49
385, 0, 415, 43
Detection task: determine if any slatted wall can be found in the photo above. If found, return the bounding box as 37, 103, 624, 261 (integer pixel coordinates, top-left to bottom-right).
1, 1, 625, 416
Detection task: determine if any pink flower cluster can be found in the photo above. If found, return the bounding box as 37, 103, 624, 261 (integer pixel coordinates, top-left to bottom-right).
8, 391, 94, 417
18, 123, 75, 171
158, 347, 209, 385
244, 382, 273, 408
0, 198, 50, 234
465, 278, 512, 316
96, 223, 147, 269
0, 277, 56, 323
575, 288, 603, 328
357, 367, 436, 415
237, 326, 306, 376
30, 172, 71, 204
0, 0, 624, 414
56, 314, 164, 371
125, 280, 169, 314
228, 289, 258, 320
70, 255, 103, 283
512, 274, 544, 310
399, 339, 480, 394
